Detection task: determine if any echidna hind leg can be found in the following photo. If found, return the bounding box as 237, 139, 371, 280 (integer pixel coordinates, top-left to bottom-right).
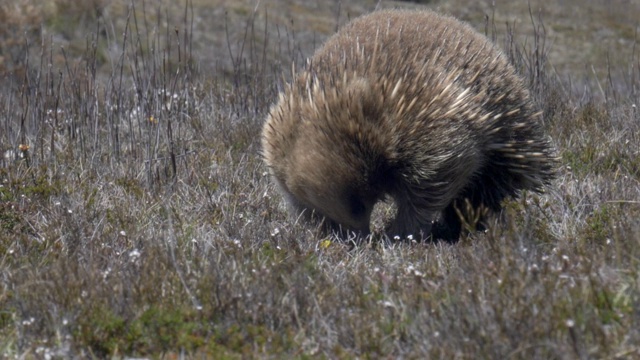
431, 168, 510, 242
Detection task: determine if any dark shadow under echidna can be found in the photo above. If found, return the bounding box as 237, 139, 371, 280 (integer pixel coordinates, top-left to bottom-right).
262, 9, 557, 242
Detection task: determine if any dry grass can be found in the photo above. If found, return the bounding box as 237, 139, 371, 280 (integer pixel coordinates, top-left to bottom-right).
1, 0, 639, 358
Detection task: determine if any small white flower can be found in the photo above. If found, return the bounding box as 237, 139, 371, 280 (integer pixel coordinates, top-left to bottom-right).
3, 150, 15, 161
566, 319, 575, 328
119, 230, 126, 236
129, 249, 141, 259
102, 267, 112, 280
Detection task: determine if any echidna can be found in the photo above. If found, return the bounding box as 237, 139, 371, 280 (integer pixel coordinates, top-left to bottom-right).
262, 9, 556, 241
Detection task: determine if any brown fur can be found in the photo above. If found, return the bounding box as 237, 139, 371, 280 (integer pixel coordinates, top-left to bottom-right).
262, 9, 556, 241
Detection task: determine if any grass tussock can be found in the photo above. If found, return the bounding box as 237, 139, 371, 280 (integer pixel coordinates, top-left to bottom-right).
1, 0, 640, 358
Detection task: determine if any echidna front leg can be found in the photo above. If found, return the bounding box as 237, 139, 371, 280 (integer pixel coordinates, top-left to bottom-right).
387, 195, 435, 241
430, 202, 463, 242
